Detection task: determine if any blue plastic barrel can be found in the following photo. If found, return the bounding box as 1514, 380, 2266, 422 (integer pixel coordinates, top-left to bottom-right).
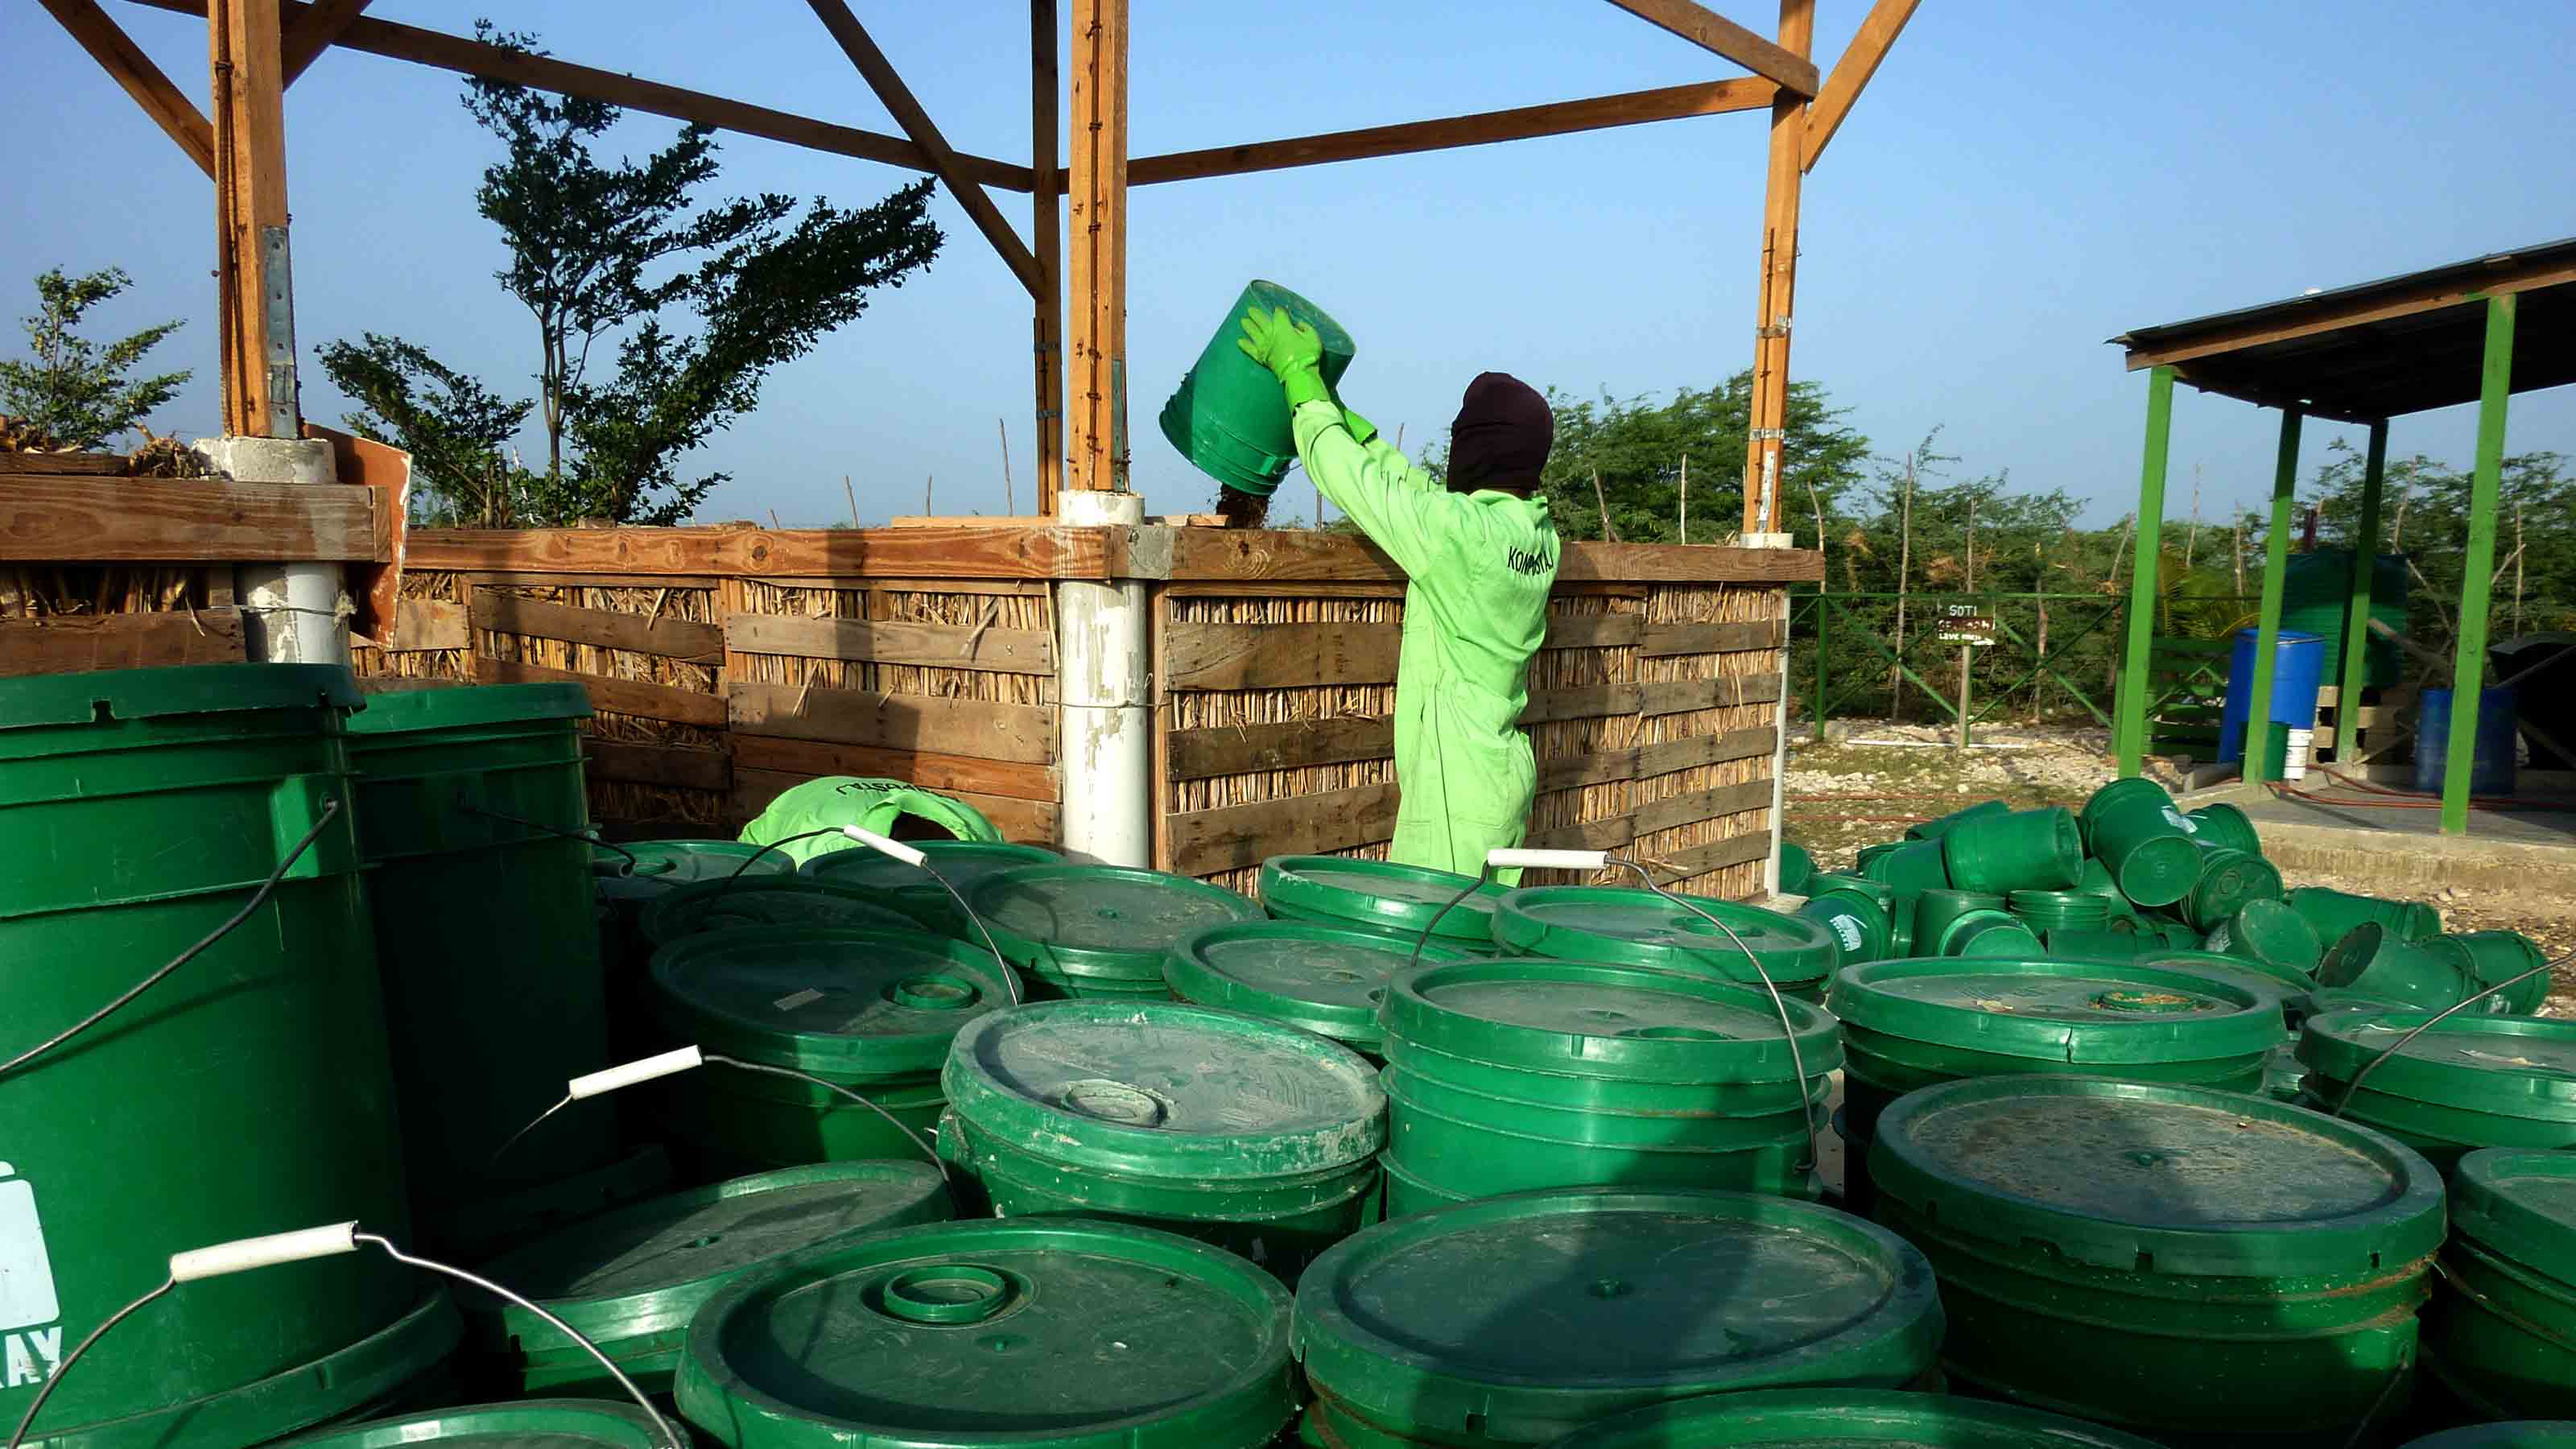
2219, 628, 2328, 764
2413, 687, 2517, 796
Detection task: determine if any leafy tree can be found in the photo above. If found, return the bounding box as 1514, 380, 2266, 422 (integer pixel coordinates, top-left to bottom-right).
0, 266, 191, 449
320, 25, 942, 526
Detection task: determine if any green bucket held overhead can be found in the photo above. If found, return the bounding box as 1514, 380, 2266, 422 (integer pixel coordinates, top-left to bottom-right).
1160, 279, 1358, 498
1942, 806, 2083, 894
2423, 1149, 2576, 1419
2077, 778, 2202, 907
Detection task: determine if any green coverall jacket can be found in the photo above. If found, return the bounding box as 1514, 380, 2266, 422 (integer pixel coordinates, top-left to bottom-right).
1291, 398, 1563, 877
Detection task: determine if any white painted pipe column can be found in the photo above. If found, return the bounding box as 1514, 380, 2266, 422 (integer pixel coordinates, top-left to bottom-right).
1055, 490, 1154, 867
193, 436, 352, 667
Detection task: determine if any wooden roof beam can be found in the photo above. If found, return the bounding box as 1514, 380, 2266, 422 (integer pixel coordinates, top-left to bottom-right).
2123, 258, 2576, 370
1599, 0, 1818, 94
1130, 76, 1776, 186
124, 0, 1037, 191
1800, 0, 1918, 171
40, 0, 214, 177
279, 0, 368, 86
801, 0, 1041, 297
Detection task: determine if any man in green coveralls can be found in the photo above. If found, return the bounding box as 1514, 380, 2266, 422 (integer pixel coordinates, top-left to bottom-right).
1236, 305, 1563, 876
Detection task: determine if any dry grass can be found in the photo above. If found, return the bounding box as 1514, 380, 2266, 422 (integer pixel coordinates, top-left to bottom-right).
2, 565, 209, 620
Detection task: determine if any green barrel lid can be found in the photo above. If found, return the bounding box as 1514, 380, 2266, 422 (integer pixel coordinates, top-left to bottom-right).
0, 661, 361, 731
2450, 1149, 2576, 1294
2298, 1010, 2576, 1123
1164, 921, 1462, 1051
2202, 897, 2324, 972
469, 1162, 950, 1373
1379, 958, 1842, 1085
274, 1400, 670, 1447
805, 838, 1059, 898
343, 681, 592, 734
675, 1217, 1298, 1448
2142, 948, 2310, 998
1830, 957, 2283, 1067
651, 926, 1018, 1076
1492, 887, 1840, 986
1870, 1075, 2446, 1277
968, 864, 1265, 982
2398, 1429, 2576, 1448
942, 1000, 1383, 1179
596, 839, 792, 884
638, 874, 926, 947
1260, 855, 1505, 944
1293, 1187, 1942, 1444
1550, 1389, 2171, 1448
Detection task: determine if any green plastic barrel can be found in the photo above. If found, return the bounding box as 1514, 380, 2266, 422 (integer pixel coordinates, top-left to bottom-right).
2173, 844, 2284, 932
2287, 885, 2444, 945
1160, 279, 1357, 497
593, 839, 792, 981
2317, 922, 2495, 1012
275, 1401, 670, 1447
2007, 889, 2110, 933
968, 863, 1265, 997
1777, 841, 1816, 895
0, 666, 458, 1444
638, 874, 928, 951
1827, 956, 2281, 1140
1916, 888, 2005, 947
1495, 886, 1841, 998
1165, 920, 1463, 1061
675, 1217, 1298, 1447
1859, 838, 1951, 895
2186, 801, 2264, 855
1294, 1187, 1943, 1447
1377, 959, 1841, 1212
2205, 897, 2326, 973
2424, 1150, 2576, 1419
803, 837, 1058, 937
1550, 1389, 2171, 1447
1260, 854, 1506, 952
1797, 881, 1896, 972
2297, 1009, 2576, 1170
939, 1000, 1383, 1277
465, 1161, 948, 1396
1945, 910, 2043, 958
1905, 798, 2011, 840
343, 683, 616, 1246
1870, 1075, 2445, 1446
646, 925, 1017, 1176
1942, 807, 2083, 894
2451, 929, 2554, 1015
2077, 778, 2202, 907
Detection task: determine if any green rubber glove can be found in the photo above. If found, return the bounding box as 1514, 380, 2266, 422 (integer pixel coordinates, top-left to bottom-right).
1337, 402, 1378, 446
1236, 305, 1331, 411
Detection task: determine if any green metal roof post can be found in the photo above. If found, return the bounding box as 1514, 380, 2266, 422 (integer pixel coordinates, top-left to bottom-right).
2334, 419, 2391, 756
2442, 293, 2517, 835
2115, 365, 2177, 777
2242, 408, 2305, 783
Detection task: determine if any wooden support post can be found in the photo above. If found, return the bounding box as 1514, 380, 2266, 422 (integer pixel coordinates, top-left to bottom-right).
40, 0, 217, 177
2113, 365, 2175, 777
210, 0, 299, 438
1066, 0, 1129, 493
1032, 0, 1064, 514
279, 0, 370, 85
2242, 409, 2304, 783
2441, 294, 2516, 836
2333, 419, 2390, 750
1739, 0, 1812, 538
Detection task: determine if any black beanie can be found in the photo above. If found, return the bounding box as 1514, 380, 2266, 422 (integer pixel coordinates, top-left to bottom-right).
1447, 372, 1552, 493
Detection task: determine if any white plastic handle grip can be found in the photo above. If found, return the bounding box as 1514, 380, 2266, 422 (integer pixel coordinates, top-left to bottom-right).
170, 1222, 358, 1282
841, 825, 927, 868
1487, 848, 1608, 870
569, 1045, 704, 1100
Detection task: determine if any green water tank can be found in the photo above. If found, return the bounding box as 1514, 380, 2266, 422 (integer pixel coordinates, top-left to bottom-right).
1294, 1187, 1942, 1447
0, 666, 456, 1444
2423, 1150, 2576, 1420
675, 1217, 1298, 1447
2297, 1009, 2576, 1170
1870, 1075, 2445, 1445
967, 864, 1265, 998
1163, 919, 1465, 1062
2285, 549, 2409, 691
1260, 854, 1507, 952
1549, 1389, 2171, 1447
1377, 959, 1840, 1212
1491, 887, 1840, 998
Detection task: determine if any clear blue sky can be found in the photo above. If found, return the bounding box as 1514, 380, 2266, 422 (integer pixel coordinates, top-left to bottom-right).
6, 1, 2571, 529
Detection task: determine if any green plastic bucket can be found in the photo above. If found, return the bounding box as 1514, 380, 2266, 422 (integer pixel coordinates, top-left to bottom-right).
2287, 885, 2445, 945
2007, 889, 2110, 933
271, 1399, 669, 1447
1827, 955, 2281, 1140
2067, 857, 2146, 925
2154, 918, 2204, 947
1550, 1389, 2171, 1447
1260, 854, 1505, 951
2174, 844, 2285, 932
968, 863, 1265, 997
1869, 1075, 2444, 1446
939, 1000, 1384, 1278
2297, 1009, 2576, 1170
1905, 798, 2012, 841
1777, 841, 1816, 895
2041, 926, 2161, 962
2424, 1150, 2576, 1419
803, 838, 1059, 937
638, 873, 928, 951
1946, 910, 2043, 958
2077, 778, 2204, 907
0, 665, 457, 1444
343, 683, 616, 1246
2187, 800, 2264, 854
675, 1217, 1298, 1447
1798, 885, 1895, 971
2449, 929, 2553, 1015
1859, 837, 1951, 895
465, 1161, 948, 1397
1377, 959, 1840, 1212
2318, 922, 2491, 1011
593, 839, 792, 981
1164, 920, 1463, 1061
1916, 888, 2005, 947
1159, 279, 1357, 498
1942, 807, 2083, 894
1492, 886, 1840, 998
646, 925, 1017, 1177
1293, 1187, 1943, 1447
2204, 897, 2326, 974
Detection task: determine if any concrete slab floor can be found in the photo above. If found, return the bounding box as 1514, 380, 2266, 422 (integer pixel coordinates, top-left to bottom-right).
2238, 785, 2576, 848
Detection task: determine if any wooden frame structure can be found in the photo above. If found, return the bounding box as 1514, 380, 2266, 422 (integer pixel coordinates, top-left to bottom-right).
53, 0, 1922, 525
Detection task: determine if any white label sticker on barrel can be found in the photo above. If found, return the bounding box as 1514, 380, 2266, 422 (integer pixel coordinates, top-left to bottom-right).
1830, 914, 1864, 952
2205, 923, 2231, 952
2165, 807, 2197, 832
1, 1162, 65, 1389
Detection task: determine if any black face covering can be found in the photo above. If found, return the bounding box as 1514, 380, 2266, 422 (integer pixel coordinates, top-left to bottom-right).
1447, 372, 1553, 494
